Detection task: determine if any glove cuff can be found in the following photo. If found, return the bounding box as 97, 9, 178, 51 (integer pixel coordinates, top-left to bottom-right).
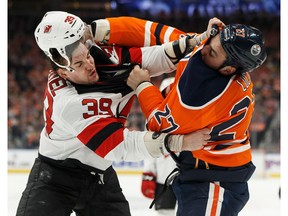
142, 172, 156, 181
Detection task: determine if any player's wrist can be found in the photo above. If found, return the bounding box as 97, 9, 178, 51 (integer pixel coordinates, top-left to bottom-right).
165, 134, 184, 152
187, 31, 208, 50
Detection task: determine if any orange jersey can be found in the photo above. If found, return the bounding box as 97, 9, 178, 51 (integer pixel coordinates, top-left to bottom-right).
105, 17, 254, 167
137, 47, 254, 167
106, 16, 190, 46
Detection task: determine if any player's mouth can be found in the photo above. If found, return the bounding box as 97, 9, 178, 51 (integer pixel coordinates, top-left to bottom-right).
90, 70, 96, 77
89, 69, 99, 81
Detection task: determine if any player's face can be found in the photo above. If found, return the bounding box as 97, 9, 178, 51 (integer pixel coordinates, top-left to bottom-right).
65, 43, 99, 85
201, 34, 227, 70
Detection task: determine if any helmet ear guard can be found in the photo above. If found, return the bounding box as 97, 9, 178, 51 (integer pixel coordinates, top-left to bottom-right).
220, 24, 267, 73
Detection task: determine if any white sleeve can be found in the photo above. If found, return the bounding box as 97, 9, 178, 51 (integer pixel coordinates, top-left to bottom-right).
141, 45, 176, 77
105, 129, 154, 162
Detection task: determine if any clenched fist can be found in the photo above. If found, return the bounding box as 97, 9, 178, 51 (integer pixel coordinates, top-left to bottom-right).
127, 65, 151, 91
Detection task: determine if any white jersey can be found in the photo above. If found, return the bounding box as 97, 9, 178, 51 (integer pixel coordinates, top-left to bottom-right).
39, 44, 175, 172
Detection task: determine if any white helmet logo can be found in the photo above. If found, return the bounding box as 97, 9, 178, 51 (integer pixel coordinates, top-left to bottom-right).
251, 44, 261, 56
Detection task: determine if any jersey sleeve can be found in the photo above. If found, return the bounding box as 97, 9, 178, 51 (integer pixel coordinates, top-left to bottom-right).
106, 16, 187, 46
135, 83, 166, 132
134, 59, 188, 132
59, 94, 153, 161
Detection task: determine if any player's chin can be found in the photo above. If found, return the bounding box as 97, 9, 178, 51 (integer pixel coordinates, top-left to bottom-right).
89, 71, 99, 82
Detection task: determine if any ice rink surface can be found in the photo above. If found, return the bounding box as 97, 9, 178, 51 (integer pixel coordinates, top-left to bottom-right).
8, 173, 280, 216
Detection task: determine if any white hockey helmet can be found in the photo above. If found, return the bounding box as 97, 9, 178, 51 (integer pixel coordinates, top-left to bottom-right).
34, 11, 86, 70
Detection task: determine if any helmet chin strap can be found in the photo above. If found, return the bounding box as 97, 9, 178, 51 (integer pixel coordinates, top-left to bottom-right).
54, 59, 75, 73
61, 66, 75, 73
48, 48, 76, 73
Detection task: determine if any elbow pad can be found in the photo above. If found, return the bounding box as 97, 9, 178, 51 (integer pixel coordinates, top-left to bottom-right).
164, 32, 208, 64
164, 36, 190, 64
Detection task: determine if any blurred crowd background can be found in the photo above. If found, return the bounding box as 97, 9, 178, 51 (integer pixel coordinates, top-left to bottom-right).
8, 0, 280, 153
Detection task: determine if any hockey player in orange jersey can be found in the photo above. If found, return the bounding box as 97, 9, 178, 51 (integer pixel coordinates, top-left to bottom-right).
100, 18, 267, 216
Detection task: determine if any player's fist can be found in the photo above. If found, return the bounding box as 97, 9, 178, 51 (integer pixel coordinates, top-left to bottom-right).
127, 65, 151, 91
141, 172, 156, 199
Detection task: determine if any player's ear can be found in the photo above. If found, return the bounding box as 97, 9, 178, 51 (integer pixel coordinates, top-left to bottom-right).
57, 68, 68, 79
219, 66, 236, 75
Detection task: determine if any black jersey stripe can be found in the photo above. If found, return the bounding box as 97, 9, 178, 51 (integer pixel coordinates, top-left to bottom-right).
86, 122, 123, 151
155, 23, 164, 45
121, 47, 131, 64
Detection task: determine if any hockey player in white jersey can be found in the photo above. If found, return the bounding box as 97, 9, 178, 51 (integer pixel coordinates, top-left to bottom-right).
16, 11, 211, 216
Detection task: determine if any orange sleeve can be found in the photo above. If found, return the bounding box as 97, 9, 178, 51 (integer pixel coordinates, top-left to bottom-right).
106, 16, 188, 47
137, 85, 164, 120
107, 17, 147, 47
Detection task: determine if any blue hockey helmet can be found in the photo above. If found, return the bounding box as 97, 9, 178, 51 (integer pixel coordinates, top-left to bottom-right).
220, 24, 267, 73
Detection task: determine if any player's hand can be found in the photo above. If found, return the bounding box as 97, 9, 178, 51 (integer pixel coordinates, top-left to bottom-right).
187, 17, 225, 49
182, 128, 211, 151
127, 65, 151, 91
206, 17, 225, 38
141, 172, 156, 199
